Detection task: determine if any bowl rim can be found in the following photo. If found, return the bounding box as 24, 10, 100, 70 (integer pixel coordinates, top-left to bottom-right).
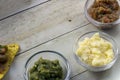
73, 31, 119, 69
24, 50, 71, 80
84, 0, 120, 25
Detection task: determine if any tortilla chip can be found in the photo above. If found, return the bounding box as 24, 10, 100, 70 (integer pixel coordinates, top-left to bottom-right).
0, 44, 19, 79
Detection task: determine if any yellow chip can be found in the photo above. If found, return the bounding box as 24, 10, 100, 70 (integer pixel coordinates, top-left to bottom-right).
0, 43, 19, 79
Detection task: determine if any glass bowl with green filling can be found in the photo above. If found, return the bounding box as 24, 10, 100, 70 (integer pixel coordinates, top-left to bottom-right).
24, 50, 71, 80
84, 0, 120, 29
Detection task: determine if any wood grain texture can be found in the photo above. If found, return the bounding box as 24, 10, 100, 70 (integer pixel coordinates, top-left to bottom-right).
0, 0, 49, 20
3, 24, 98, 80
1, 0, 120, 80
0, 0, 88, 53
3, 23, 120, 80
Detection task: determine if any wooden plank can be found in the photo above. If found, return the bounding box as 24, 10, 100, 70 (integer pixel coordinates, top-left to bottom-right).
3, 24, 98, 80
0, 0, 88, 53
0, 0, 49, 20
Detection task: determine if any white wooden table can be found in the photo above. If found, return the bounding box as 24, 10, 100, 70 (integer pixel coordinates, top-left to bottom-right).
0, 0, 120, 80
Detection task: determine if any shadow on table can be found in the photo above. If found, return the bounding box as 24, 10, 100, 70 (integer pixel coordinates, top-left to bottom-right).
102, 25, 120, 37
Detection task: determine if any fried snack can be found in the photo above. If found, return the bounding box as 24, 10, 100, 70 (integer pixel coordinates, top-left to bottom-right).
0, 44, 19, 79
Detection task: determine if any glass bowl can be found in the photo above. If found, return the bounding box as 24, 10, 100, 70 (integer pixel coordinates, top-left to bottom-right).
74, 31, 118, 72
24, 50, 71, 80
84, 0, 120, 29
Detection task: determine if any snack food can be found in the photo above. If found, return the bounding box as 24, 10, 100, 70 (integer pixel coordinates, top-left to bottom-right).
76, 33, 114, 66
0, 44, 19, 79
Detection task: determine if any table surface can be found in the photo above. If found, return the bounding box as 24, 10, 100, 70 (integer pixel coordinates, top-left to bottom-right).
0, 0, 120, 80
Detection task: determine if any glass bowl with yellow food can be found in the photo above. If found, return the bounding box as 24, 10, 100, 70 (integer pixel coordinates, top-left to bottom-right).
24, 50, 71, 80
84, 0, 120, 29
74, 31, 118, 72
